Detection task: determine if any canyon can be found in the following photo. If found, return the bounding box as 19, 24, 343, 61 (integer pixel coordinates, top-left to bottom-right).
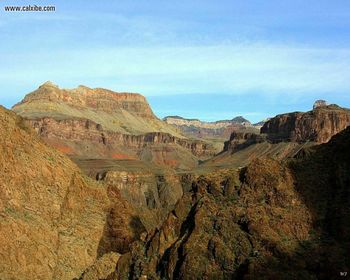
1, 84, 350, 280
115, 125, 350, 279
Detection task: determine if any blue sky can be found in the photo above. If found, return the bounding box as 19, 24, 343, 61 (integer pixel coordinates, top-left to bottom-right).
1, 0, 350, 122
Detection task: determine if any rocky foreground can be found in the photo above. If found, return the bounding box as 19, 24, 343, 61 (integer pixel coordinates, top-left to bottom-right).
1, 89, 350, 280
114, 126, 350, 279
1, 104, 350, 279
0, 106, 141, 279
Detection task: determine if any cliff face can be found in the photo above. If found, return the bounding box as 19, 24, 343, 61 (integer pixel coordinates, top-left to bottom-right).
26, 117, 215, 169
100, 170, 184, 231
0, 106, 142, 280
223, 132, 266, 152
14, 81, 155, 119
115, 126, 350, 279
163, 115, 258, 140
164, 115, 251, 129
261, 104, 350, 143
12, 83, 215, 170
12, 82, 180, 136
115, 160, 312, 279
203, 102, 350, 170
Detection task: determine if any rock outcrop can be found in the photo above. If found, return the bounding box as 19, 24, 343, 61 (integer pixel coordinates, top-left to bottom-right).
114, 126, 350, 279
0, 106, 141, 280
78, 252, 121, 280
163, 115, 257, 140
115, 160, 312, 279
203, 102, 350, 171
164, 115, 252, 128
27, 117, 215, 159
12, 83, 215, 169
313, 99, 328, 109
261, 103, 350, 143
223, 132, 266, 152
13, 81, 157, 123
101, 170, 184, 231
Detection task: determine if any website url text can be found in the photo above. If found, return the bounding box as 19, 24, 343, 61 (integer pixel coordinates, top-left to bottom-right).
4, 5, 56, 12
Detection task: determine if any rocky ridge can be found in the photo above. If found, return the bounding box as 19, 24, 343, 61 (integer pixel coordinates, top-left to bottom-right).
261, 103, 350, 143
163, 115, 258, 141
28, 117, 215, 164
13, 83, 215, 170
164, 115, 252, 129
223, 132, 267, 153
201, 101, 350, 170
0, 105, 142, 280
114, 126, 350, 279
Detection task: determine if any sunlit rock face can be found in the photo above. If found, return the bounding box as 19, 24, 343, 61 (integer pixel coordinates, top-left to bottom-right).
261, 103, 350, 143
12, 82, 215, 170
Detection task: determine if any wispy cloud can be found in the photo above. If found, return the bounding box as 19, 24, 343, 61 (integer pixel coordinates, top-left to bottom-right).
1, 43, 349, 96
1, 0, 350, 120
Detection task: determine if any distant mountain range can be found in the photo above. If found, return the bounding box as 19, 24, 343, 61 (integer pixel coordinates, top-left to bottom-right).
163, 115, 262, 142
163, 115, 252, 126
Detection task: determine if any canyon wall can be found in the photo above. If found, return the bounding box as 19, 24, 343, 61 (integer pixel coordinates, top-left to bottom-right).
261, 104, 350, 143
13, 83, 216, 170
0, 106, 140, 280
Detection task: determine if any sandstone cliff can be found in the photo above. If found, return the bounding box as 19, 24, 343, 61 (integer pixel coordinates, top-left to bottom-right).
164, 115, 252, 129
223, 132, 266, 152
202, 102, 350, 171
25, 117, 215, 170
163, 115, 258, 141
0, 106, 142, 280
12, 83, 215, 170
261, 103, 350, 143
13, 81, 162, 134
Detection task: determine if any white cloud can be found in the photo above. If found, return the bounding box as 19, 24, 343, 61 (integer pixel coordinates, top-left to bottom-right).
1, 42, 350, 97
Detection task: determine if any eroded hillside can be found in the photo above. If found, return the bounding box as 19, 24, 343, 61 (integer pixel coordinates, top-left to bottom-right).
0, 106, 142, 280
12, 82, 215, 170
201, 102, 350, 171
113, 126, 350, 279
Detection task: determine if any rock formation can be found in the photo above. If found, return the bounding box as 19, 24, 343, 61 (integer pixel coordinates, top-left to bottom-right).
114, 126, 350, 279
223, 132, 266, 153
13, 81, 158, 127
0, 106, 142, 280
26, 117, 215, 167
313, 99, 328, 109
163, 115, 257, 141
12, 82, 215, 170
164, 115, 252, 129
100, 170, 184, 231
261, 103, 350, 143
202, 102, 350, 171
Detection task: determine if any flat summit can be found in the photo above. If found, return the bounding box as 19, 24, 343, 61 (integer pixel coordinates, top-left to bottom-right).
13, 82, 181, 136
